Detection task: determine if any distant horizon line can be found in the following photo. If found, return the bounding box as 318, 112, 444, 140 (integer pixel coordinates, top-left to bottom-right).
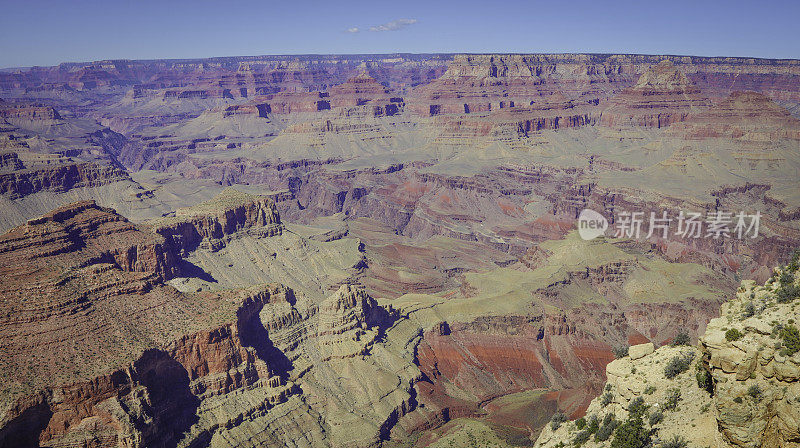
4, 51, 800, 71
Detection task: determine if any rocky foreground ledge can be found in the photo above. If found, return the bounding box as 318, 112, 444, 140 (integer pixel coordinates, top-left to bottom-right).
535, 253, 800, 448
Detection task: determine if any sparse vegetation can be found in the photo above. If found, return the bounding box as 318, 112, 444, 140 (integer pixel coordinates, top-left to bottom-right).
664, 352, 693, 379
595, 414, 618, 442
777, 284, 800, 304
601, 392, 614, 407
747, 384, 763, 401
725, 328, 743, 342
788, 250, 800, 272
648, 410, 663, 426
610, 415, 650, 448
660, 435, 688, 448
586, 415, 599, 434
778, 324, 800, 356
575, 417, 586, 430
644, 385, 656, 395
613, 345, 630, 359
627, 397, 649, 417
672, 330, 690, 346
696, 361, 713, 395
574, 428, 591, 446
742, 301, 756, 319
551, 411, 567, 431
663, 388, 681, 411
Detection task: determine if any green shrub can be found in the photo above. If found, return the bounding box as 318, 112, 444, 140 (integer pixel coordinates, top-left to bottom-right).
663, 388, 681, 411
595, 414, 618, 442
733, 396, 743, 403
613, 345, 630, 359
660, 435, 688, 448
610, 416, 651, 448
742, 302, 756, 319
672, 330, 690, 346
551, 411, 567, 430
747, 384, 763, 401
777, 284, 800, 304
664, 353, 693, 379
789, 250, 800, 272
644, 385, 656, 395
601, 392, 614, 407
779, 324, 800, 356
575, 417, 586, 430
648, 410, 663, 426
696, 362, 714, 395
725, 328, 743, 342
627, 397, 649, 418
587, 415, 599, 434
779, 271, 794, 285
573, 428, 591, 446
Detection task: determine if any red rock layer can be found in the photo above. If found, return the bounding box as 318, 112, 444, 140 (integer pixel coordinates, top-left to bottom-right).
0, 201, 183, 397
414, 313, 617, 425
670, 91, 800, 140
435, 97, 596, 137
323, 72, 404, 117
407, 54, 627, 117
0, 200, 298, 447
600, 61, 712, 128
257, 91, 331, 113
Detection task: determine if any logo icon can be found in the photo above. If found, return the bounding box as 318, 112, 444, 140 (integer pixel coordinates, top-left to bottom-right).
578, 209, 608, 240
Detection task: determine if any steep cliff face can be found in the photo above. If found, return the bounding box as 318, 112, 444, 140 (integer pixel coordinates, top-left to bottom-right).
670, 91, 800, 141
0, 162, 132, 199
0, 201, 190, 443
413, 314, 615, 419
600, 61, 712, 128
150, 188, 284, 256
0, 103, 61, 121
699, 268, 800, 448
534, 255, 800, 448
407, 54, 611, 117
0, 284, 302, 448
0, 199, 317, 447
0, 198, 419, 448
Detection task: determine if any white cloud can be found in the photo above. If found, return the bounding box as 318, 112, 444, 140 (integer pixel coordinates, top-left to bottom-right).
368, 18, 417, 32
345, 27, 360, 33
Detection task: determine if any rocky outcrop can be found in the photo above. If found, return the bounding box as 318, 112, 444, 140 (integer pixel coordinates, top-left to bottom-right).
0, 282, 301, 448
670, 91, 800, 140
328, 72, 391, 107
0, 201, 188, 425
407, 54, 631, 117
317, 284, 396, 337
699, 269, 800, 448
534, 259, 800, 448
600, 61, 712, 128
0, 198, 321, 447
0, 162, 132, 199
150, 188, 283, 256
326, 72, 404, 117
433, 96, 596, 138
0, 103, 61, 121
258, 91, 331, 114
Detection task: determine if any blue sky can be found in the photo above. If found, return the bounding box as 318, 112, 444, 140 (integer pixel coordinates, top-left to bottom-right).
1, 0, 798, 68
